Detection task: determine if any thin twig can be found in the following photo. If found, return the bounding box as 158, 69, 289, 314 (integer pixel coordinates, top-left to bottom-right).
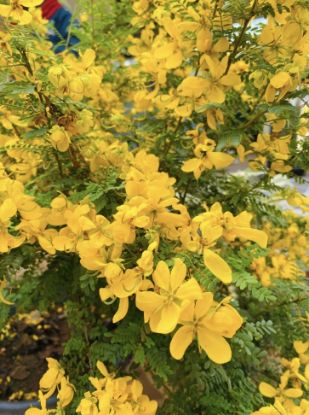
212, 0, 219, 19
224, 0, 259, 75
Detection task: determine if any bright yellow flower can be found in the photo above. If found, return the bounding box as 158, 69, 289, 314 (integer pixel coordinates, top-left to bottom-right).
39, 357, 65, 399
265, 72, 293, 103
195, 202, 268, 248
177, 76, 209, 99
24, 391, 47, 415
57, 377, 75, 408
170, 292, 243, 363
202, 55, 241, 103
0, 106, 27, 129
49, 125, 71, 152
180, 218, 232, 283
0, 0, 42, 25
77, 360, 157, 415
136, 259, 202, 334
259, 372, 303, 400
182, 138, 234, 179
100, 267, 143, 323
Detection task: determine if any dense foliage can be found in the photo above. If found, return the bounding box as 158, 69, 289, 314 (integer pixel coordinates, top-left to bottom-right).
0, 0, 308, 414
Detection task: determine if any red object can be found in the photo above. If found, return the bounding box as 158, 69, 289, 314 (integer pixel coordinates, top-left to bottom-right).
41, 0, 62, 19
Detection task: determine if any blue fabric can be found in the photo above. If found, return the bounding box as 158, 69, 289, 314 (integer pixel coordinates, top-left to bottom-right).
47, 7, 80, 54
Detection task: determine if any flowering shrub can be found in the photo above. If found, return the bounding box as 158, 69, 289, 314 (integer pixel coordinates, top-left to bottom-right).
0, 0, 308, 414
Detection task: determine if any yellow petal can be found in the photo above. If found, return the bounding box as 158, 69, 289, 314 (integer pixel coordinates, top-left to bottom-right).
283, 388, 303, 398
203, 248, 232, 284
207, 152, 234, 169
175, 103, 193, 117
220, 73, 241, 86
134, 215, 150, 228
39, 368, 59, 390
282, 22, 302, 46
204, 55, 219, 78
182, 158, 202, 173
213, 37, 229, 53
154, 43, 174, 59
21, 0, 43, 6
170, 258, 187, 291
195, 292, 214, 319
150, 302, 181, 334
294, 340, 308, 355
112, 297, 129, 323
25, 409, 42, 415
259, 382, 277, 398
170, 326, 194, 359
0, 199, 17, 220
0, 286, 13, 305
207, 85, 225, 103
177, 76, 208, 98
16, 9, 33, 25
135, 291, 164, 313
152, 261, 170, 291
270, 72, 291, 89
165, 51, 183, 69
198, 328, 232, 364
38, 236, 56, 255
81, 49, 96, 68
233, 227, 268, 248
179, 301, 195, 322
99, 287, 113, 301
176, 278, 202, 301
0, 5, 10, 17
97, 361, 109, 377
196, 28, 212, 52
265, 85, 276, 103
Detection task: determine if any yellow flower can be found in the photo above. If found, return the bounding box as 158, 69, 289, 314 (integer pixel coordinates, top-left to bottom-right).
195, 203, 268, 249
0, 106, 27, 129
49, 125, 71, 152
100, 267, 143, 323
76, 392, 98, 415
57, 377, 75, 408
137, 241, 157, 276
0, 0, 42, 25
265, 72, 293, 103
182, 139, 234, 179
177, 76, 209, 98
39, 357, 65, 399
136, 259, 202, 334
259, 372, 303, 400
202, 55, 241, 103
77, 360, 157, 415
180, 218, 232, 284
0, 198, 24, 252
25, 391, 47, 415
170, 292, 243, 363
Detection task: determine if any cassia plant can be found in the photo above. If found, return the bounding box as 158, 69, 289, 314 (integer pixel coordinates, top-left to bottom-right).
0, 0, 308, 414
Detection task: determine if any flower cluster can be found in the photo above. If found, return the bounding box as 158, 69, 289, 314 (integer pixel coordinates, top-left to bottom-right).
0, 0, 308, 412
252, 341, 309, 415
77, 361, 158, 415
251, 212, 308, 286
25, 358, 74, 415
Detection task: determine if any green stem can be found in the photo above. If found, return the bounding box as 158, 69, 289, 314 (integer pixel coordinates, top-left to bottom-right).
224, 0, 259, 75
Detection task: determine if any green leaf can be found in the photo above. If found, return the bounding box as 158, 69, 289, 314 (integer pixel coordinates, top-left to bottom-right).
0, 81, 35, 96
216, 130, 244, 150
23, 127, 48, 139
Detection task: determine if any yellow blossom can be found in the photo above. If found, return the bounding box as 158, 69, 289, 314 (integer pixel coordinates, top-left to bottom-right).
0, 0, 42, 25
136, 258, 202, 333
170, 292, 243, 363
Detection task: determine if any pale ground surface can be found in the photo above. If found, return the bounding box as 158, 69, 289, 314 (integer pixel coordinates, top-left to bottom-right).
229, 161, 308, 215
